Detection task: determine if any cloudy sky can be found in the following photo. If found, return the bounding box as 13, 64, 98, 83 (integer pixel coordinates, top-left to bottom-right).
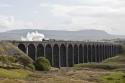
0, 0, 125, 35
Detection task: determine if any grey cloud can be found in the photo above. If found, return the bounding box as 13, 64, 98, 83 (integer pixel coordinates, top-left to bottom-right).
35, 0, 125, 35
1, 0, 125, 35
40, 0, 125, 7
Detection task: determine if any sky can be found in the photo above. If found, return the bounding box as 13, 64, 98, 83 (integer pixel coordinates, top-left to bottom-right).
0, 0, 125, 35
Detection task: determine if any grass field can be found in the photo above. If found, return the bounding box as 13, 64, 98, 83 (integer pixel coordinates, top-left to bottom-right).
1, 68, 125, 83
0, 43, 125, 83
100, 72, 125, 83
0, 68, 32, 79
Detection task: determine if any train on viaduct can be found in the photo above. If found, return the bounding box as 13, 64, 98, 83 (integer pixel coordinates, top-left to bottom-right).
7, 40, 122, 68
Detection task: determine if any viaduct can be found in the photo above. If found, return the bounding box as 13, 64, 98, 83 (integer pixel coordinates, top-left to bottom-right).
8, 40, 122, 68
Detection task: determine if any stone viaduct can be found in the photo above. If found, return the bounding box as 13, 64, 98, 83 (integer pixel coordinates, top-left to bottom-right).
8, 40, 122, 68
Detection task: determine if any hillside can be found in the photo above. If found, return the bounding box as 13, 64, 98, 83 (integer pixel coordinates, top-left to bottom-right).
0, 42, 33, 69
0, 42, 124, 83
103, 45, 125, 65
0, 29, 124, 41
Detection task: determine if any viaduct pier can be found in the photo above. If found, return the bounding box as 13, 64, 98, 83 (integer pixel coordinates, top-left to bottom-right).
8, 40, 122, 68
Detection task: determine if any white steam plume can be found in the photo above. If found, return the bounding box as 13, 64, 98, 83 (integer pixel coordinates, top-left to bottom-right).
21, 31, 45, 41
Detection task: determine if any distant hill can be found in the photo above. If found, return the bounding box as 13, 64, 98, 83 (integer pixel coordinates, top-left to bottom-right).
0, 29, 125, 41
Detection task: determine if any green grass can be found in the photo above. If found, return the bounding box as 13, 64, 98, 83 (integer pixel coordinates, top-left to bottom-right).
74, 63, 125, 70
0, 42, 33, 70
100, 72, 125, 83
103, 54, 125, 64
74, 52, 125, 70
0, 68, 32, 79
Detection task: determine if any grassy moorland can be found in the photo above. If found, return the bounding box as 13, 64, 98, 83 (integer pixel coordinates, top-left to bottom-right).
73, 45, 125, 83
0, 68, 32, 79
0, 42, 125, 83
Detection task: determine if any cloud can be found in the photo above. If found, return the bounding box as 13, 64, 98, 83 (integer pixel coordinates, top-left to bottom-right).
0, 3, 12, 7
0, 15, 36, 31
0, 15, 14, 28
38, 0, 125, 35
0, 0, 125, 35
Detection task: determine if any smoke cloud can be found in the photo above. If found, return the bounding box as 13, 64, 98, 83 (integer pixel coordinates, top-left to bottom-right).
21, 31, 45, 41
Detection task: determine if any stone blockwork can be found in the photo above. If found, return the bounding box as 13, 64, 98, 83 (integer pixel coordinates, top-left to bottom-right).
8, 40, 122, 68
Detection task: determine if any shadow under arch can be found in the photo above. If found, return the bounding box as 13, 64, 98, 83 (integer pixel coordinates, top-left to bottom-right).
79, 44, 83, 63
28, 44, 35, 60
102, 45, 105, 61
68, 44, 73, 67
18, 44, 26, 53
88, 44, 92, 62
37, 44, 44, 57
45, 44, 52, 66
74, 44, 78, 64
96, 45, 100, 62
105, 45, 108, 59
60, 44, 66, 67
83, 44, 88, 63
91, 45, 96, 62
111, 45, 114, 57
109, 45, 112, 58
99, 45, 103, 62
103, 45, 107, 60
107, 45, 110, 58
53, 44, 60, 68
96, 45, 102, 62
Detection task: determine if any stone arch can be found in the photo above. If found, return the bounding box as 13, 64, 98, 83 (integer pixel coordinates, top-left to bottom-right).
99, 45, 103, 62
114, 45, 117, 55
45, 44, 52, 66
110, 45, 112, 57
112, 45, 115, 56
18, 44, 26, 53
88, 44, 92, 62
112, 45, 114, 56
118, 45, 122, 54
37, 44, 44, 57
83, 44, 88, 63
53, 44, 60, 68
98, 45, 102, 62
60, 44, 66, 67
102, 45, 105, 60
114, 45, 118, 55
107, 45, 110, 58
116, 45, 118, 55
91, 45, 96, 62
105, 45, 108, 59
103, 44, 106, 59
68, 44, 73, 67
79, 44, 83, 63
28, 44, 35, 60
74, 44, 79, 64
96, 45, 100, 62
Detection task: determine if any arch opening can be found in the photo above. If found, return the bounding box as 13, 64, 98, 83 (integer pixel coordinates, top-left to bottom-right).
107, 45, 110, 58
105, 45, 108, 59
96, 45, 100, 62
45, 44, 52, 66
98, 45, 102, 62
79, 44, 83, 63
83, 45, 88, 63
60, 44, 66, 67
74, 45, 78, 64
18, 44, 26, 53
28, 44, 35, 60
102, 45, 105, 60
88, 45, 92, 62
68, 44, 73, 67
53, 44, 60, 68
37, 44, 44, 58
91, 45, 96, 62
